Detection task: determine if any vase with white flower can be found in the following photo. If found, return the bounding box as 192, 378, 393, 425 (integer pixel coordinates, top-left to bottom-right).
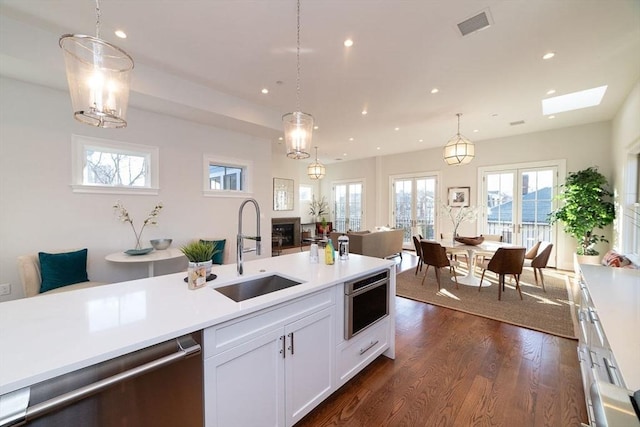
113, 201, 163, 251
442, 204, 478, 245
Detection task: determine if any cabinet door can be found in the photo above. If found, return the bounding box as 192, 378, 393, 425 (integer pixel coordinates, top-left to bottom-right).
204, 329, 285, 427
284, 306, 335, 426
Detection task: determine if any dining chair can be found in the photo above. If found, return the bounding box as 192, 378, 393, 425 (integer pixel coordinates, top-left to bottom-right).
478, 247, 526, 300
420, 241, 459, 290
440, 232, 469, 269
412, 235, 424, 275
523, 242, 553, 291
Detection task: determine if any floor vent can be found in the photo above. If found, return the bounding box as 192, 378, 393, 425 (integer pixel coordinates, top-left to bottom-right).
457, 10, 491, 36
510, 120, 526, 126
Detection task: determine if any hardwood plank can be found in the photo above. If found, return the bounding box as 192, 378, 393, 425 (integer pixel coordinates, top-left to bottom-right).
295, 297, 588, 427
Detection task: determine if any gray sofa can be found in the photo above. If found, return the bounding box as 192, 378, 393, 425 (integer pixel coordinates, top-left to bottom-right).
330, 229, 404, 259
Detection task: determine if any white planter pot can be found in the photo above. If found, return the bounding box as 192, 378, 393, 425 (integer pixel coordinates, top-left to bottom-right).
573, 253, 601, 275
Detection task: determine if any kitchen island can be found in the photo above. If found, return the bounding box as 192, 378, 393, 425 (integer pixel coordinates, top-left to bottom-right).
0, 252, 395, 426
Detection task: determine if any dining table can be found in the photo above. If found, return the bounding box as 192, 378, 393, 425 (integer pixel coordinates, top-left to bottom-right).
434, 239, 514, 287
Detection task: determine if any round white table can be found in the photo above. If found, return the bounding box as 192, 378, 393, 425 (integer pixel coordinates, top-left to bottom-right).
437, 240, 512, 287
105, 247, 186, 277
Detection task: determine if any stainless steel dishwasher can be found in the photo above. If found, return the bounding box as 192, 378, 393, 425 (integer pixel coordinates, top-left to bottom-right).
0, 332, 203, 427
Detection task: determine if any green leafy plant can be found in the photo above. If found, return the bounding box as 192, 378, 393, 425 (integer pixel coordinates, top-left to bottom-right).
548, 166, 615, 255
180, 241, 220, 263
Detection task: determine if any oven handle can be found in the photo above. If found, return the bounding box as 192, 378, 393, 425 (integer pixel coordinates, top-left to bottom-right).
0, 335, 201, 427
347, 278, 388, 297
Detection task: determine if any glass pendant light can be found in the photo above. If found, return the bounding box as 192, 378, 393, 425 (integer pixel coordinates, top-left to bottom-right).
283, 0, 313, 159
443, 113, 475, 165
59, 0, 134, 128
307, 146, 326, 180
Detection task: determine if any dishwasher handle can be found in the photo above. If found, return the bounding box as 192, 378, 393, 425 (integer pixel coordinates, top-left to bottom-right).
0, 335, 201, 427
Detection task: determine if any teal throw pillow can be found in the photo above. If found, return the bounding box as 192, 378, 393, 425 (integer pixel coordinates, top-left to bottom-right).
39, 249, 89, 293
199, 239, 226, 265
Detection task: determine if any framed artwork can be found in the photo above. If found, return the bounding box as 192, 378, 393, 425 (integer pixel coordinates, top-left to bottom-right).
448, 187, 470, 207
273, 178, 294, 211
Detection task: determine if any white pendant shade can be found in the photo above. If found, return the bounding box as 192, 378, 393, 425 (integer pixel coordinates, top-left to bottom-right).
59, 34, 134, 128
283, 111, 313, 159
443, 113, 475, 165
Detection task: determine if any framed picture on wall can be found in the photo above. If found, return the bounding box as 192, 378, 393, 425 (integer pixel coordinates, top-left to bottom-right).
273, 178, 294, 211
448, 187, 470, 207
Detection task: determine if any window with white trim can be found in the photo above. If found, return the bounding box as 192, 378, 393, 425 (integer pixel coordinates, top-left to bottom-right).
203, 155, 253, 197
72, 135, 159, 194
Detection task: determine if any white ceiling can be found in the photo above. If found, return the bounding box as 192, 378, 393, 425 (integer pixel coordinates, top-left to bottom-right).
1, 1, 639, 164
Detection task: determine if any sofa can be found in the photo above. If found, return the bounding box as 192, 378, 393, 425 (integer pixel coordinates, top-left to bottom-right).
330, 229, 404, 259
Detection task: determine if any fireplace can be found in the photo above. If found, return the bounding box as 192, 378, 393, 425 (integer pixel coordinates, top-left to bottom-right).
272, 217, 301, 248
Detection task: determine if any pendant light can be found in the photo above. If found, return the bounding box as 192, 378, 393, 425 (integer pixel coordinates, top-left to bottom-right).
59, 0, 134, 128
283, 0, 313, 159
443, 113, 475, 165
307, 146, 326, 180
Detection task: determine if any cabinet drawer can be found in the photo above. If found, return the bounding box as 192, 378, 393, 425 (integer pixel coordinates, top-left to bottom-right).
204, 288, 333, 358
336, 317, 389, 386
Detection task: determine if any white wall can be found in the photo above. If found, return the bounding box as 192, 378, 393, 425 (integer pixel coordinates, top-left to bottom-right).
320, 121, 613, 270
0, 77, 273, 301
611, 80, 640, 254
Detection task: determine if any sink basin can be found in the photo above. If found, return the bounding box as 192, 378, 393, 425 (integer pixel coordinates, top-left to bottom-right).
215, 274, 303, 302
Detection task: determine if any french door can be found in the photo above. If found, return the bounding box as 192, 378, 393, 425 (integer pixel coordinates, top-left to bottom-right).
391, 175, 437, 248
333, 181, 363, 232
480, 164, 558, 264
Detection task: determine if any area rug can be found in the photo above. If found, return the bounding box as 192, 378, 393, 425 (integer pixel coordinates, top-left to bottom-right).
396, 265, 577, 339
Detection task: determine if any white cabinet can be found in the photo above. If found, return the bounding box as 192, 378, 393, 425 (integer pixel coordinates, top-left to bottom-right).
204, 289, 334, 427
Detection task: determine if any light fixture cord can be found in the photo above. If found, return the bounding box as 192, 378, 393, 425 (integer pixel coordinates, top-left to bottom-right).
457, 113, 461, 135
95, 0, 101, 39
315, 146, 319, 161
295, 0, 301, 112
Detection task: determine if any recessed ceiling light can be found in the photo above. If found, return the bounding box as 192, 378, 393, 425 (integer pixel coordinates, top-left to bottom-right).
548, 115, 556, 119
348, 137, 354, 141
261, 88, 269, 94
546, 89, 556, 95
114, 30, 127, 39
343, 153, 348, 156
314, 126, 319, 130
394, 127, 400, 131
418, 139, 423, 142
376, 147, 381, 150
344, 39, 354, 47
542, 85, 607, 115
430, 88, 439, 94
473, 129, 479, 133
278, 137, 283, 141
542, 52, 555, 60
361, 110, 367, 115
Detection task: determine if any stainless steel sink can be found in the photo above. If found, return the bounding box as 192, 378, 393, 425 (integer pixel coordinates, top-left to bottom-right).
215, 274, 303, 302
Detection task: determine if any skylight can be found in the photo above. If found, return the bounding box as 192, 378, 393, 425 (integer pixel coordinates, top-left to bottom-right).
542, 85, 607, 115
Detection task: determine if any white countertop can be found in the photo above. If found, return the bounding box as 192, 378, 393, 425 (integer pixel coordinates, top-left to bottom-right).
0, 253, 393, 395
580, 264, 640, 391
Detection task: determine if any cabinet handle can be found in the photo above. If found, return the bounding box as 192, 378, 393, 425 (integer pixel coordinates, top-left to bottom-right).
588, 350, 600, 368
359, 340, 379, 355
288, 332, 294, 355
576, 347, 584, 362
604, 358, 622, 387
280, 335, 286, 359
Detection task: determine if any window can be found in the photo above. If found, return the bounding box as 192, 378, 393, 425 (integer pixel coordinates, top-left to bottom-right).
72, 135, 159, 194
203, 155, 252, 197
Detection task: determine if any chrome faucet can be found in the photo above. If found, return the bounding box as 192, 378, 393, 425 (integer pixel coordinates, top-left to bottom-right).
237, 198, 261, 275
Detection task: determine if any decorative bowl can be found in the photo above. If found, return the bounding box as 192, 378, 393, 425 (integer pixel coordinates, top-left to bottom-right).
454, 236, 485, 246
150, 238, 172, 250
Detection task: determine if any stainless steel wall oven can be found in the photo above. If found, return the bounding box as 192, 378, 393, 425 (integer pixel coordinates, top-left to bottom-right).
344, 269, 389, 339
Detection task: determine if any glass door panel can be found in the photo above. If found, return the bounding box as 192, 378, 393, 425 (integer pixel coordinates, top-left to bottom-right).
519, 169, 554, 250
485, 172, 515, 243
333, 182, 363, 233
392, 176, 436, 248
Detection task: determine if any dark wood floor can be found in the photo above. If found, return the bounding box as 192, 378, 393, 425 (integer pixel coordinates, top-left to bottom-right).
296, 252, 588, 427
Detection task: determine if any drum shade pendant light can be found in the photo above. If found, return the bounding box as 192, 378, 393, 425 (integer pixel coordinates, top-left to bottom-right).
443, 113, 475, 165
283, 0, 313, 159
307, 146, 326, 180
59, 0, 134, 128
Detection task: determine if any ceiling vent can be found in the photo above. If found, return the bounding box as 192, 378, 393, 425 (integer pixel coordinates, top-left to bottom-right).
457, 10, 492, 36
510, 120, 526, 126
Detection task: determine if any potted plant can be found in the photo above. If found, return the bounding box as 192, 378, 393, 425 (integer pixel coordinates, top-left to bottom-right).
309, 195, 328, 223
548, 166, 615, 266
180, 241, 221, 289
